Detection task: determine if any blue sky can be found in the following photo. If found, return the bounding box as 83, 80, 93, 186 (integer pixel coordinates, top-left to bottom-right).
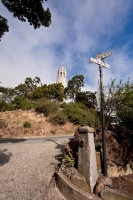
0, 0, 133, 92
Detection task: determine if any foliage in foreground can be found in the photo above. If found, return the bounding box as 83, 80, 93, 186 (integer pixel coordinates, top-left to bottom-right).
1, 0, 51, 40
104, 79, 133, 130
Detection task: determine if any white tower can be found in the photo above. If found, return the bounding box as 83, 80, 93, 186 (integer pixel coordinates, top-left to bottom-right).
56, 66, 67, 88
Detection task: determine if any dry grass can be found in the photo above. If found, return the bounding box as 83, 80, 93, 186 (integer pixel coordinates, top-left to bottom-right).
0, 110, 78, 138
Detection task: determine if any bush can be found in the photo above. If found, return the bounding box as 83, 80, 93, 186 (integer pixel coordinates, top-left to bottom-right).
62, 102, 96, 126
23, 121, 31, 128
60, 102, 67, 108
13, 96, 35, 110
36, 101, 59, 116
50, 129, 56, 134
0, 101, 7, 111
50, 111, 68, 125
0, 101, 16, 111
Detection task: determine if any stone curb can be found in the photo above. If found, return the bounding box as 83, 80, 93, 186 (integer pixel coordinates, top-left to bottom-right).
55, 171, 100, 200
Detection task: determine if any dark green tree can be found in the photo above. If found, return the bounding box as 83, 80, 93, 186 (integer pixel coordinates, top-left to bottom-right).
32, 84, 48, 99
0, 15, 9, 41
14, 76, 41, 98
65, 75, 85, 101
75, 91, 97, 108
14, 83, 28, 97
48, 83, 65, 102
0, 0, 51, 40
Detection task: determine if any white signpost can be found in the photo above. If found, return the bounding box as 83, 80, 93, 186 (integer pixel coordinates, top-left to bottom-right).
89, 58, 110, 68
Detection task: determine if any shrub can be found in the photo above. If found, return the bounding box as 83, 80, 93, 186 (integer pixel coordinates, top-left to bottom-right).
36, 101, 59, 116
50, 129, 56, 134
50, 111, 68, 125
23, 121, 31, 128
62, 102, 96, 126
60, 102, 67, 108
0, 101, 8, 111
0, 102, 15, 111
13, 96, 35, 110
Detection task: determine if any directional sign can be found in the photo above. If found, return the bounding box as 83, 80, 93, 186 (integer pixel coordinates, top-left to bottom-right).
95, 51, 112, 60
89, 58, 110, 68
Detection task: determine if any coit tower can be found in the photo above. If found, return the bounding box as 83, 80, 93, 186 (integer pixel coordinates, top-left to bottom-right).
56, 66, 67, 88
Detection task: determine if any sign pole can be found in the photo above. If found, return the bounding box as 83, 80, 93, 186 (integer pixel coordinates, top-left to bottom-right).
89, 51, 112, 177
99, 64, 107, 176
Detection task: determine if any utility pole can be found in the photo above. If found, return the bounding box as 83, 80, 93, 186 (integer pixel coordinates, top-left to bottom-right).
89, 51, 112, 176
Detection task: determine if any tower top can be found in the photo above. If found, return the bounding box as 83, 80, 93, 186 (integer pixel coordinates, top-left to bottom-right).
56, 66, 67, 88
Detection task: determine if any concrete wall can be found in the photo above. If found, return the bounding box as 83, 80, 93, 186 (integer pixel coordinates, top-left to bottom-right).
78, 126, 98, 192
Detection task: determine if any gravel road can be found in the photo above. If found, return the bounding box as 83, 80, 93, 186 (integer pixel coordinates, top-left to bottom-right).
0, 137, 68, 200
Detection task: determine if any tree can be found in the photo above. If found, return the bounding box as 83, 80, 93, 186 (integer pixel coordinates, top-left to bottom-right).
48, 83, 65, 102
14, 76, 41, 98
0, 86, 15, 102
0, 15, 9, 41
0, 0, 51, 40
14, 83, 28, 97
32, 84, 48, 99
65, 75, 85, 101
104, 79, 133, 129
75, 91, 97, 108
32, 83, 65, 101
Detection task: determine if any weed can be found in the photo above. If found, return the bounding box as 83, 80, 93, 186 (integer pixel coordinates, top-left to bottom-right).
50, 129, 56, 134
64, 154, 74, 167
23, 121, 31, 128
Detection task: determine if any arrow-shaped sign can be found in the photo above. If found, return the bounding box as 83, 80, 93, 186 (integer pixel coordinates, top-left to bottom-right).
89, 58, 110, 68
95, 51, 112, 60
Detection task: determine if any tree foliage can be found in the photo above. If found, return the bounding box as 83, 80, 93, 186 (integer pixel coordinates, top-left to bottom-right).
0, 15, 9, 40
32, 83, 65, 101
47, 83, 65, 102
1, 0, 51, 40
14, 76, 41, 98
104, 79, 133, 129
75, 91, 97, 109
65, 75, 85, 101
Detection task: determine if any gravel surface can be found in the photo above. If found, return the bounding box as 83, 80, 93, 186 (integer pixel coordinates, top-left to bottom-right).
0, 139, 66, 200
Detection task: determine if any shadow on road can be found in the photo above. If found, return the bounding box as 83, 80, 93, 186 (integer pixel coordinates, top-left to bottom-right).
44, 138, 65, 153
0, 149, 12, 166
45, 138, 65, 164
0, 138, 26, 143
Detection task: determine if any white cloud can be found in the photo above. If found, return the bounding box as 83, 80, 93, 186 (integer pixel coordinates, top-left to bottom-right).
0, 0, 133, 91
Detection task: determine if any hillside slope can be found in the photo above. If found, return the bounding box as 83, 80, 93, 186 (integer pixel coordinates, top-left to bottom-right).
0, 110, 78, 138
